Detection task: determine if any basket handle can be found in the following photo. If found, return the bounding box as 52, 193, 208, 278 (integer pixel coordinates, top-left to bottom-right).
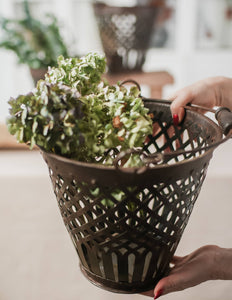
113, 148, 163, 173
215, 107, 232, 136
143, 97, 232, 136
185, 103, 232, 136
113, 101, 232, 171
115, 81, 232, 170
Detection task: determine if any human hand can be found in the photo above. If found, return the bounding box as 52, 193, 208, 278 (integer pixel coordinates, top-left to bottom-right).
169, 77, 232, 123
141, 245, 232, 299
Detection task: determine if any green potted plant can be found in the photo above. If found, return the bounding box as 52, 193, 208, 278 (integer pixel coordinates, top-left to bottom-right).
0, 0, 70, 84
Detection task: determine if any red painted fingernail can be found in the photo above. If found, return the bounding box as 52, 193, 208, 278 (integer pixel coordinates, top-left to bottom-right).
154, 289, 163, 299
173, 114, 179, 126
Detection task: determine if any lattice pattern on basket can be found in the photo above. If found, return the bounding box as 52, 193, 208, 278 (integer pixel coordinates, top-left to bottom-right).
42, 100, 222, 292
48, 162, 208, 287
79, 107, 212, 167
93, 4, 157, 73
143, 106, 212, 165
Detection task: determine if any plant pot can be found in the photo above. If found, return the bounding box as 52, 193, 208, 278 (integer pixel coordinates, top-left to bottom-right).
30, 68, 47, 85
40, 99, 225, 293
93, 3, 162, 73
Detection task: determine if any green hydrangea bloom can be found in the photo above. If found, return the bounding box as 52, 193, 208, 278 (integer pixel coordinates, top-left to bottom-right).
7, 52, 153, 166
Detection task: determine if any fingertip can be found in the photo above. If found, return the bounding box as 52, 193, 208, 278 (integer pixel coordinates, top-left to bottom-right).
154, 279, 166, 298
170, 89, 193, 120
171, 106, 185, 124
154, 289, 163, 299
173, 114, 179, 126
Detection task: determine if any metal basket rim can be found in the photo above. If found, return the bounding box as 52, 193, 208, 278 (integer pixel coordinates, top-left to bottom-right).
40, 102, 223, 171
40, 146, 214, 172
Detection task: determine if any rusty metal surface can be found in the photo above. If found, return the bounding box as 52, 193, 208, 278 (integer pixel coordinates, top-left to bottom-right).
41, 100, 222, 293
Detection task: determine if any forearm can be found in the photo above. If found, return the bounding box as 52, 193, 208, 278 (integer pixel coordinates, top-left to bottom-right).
212, 76, 232, 110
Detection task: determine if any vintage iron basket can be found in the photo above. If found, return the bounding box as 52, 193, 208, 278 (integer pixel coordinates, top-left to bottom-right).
93, 3, 160, 73
41, 98, 232, 293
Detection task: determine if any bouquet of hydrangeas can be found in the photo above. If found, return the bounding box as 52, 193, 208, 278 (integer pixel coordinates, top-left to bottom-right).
7, 52, 153, 167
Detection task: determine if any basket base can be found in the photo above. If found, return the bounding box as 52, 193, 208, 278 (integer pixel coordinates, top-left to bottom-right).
80, 264, 159, 294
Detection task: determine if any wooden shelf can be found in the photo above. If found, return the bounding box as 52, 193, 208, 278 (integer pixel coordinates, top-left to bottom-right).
104, 71, 174, 98
0, 123, 30, 150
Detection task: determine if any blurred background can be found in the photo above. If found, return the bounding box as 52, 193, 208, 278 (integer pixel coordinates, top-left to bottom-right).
0, 0, 232, 299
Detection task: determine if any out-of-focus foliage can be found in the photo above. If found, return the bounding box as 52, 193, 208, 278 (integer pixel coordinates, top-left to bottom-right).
0, 0, 69, 69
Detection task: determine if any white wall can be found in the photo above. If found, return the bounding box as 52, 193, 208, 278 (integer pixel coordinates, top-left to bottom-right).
144, 0, 232, 95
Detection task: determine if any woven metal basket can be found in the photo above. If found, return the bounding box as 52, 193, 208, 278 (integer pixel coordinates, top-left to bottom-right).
93, 3, 160, 73
41, 99, 232, 293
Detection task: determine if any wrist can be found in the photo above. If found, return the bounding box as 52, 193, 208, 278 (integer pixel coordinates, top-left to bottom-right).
212, 76, 232, 109
212, 246, 232, 280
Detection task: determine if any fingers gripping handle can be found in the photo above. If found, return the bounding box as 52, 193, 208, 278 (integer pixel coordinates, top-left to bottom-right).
215, 107, 232, 136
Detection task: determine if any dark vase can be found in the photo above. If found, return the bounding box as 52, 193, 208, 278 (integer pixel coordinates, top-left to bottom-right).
30, 68, 47, 86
